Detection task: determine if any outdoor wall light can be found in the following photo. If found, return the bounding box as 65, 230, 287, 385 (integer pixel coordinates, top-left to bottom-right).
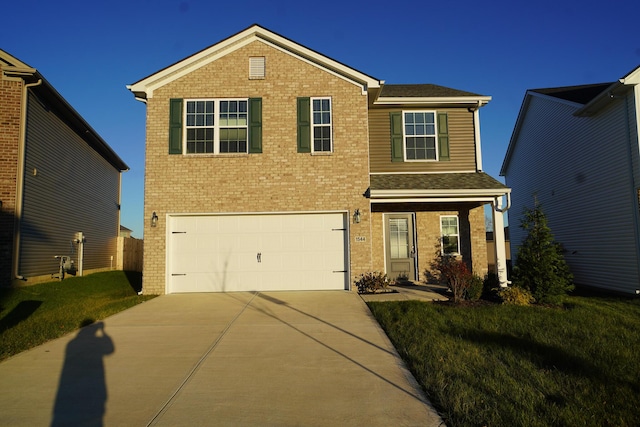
151, 211, 158, 228
353, 209, 361, 224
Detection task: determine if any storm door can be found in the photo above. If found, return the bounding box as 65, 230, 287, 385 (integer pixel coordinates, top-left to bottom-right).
384, 213, 416, 282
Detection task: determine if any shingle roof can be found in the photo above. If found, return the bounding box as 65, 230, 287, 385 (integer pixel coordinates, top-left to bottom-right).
379, 84, 483, 98
370, 172, 508, 191
530, 83, 613, 105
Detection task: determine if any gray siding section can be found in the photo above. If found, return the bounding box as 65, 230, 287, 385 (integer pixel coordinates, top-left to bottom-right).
18, 92, 121, 277
505, 92, 640, 294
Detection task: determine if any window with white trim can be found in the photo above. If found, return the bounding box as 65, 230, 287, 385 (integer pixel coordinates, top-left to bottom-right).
312, 97, 332, 152
440, 215, 460, 255
404, 111, 437, 160
185, 99, 248, 154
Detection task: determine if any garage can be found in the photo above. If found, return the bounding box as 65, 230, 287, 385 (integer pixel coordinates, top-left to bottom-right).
167, 212, 349, 293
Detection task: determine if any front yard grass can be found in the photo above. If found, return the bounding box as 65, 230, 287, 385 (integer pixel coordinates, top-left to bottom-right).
0, 271, 156, 362
368, 293, 640, 427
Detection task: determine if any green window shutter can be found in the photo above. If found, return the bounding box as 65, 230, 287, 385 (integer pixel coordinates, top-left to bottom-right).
297, 97, 311, 153
437, 112, 450, 161
169, 98, 183, 154
390, 112, 404, 162
248, 97, 262, 153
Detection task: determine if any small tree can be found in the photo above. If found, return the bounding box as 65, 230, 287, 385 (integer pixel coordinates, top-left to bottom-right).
512, 203, 573, 304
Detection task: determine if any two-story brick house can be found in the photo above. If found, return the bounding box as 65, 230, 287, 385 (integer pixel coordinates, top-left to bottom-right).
128, 25, 510, 294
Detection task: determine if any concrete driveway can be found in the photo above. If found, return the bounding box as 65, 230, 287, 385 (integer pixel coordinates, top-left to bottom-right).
0, 291, 444, 426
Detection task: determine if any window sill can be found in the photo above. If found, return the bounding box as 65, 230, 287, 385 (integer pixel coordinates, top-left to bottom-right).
310, 151, 333, 156
182, 153, 251, 158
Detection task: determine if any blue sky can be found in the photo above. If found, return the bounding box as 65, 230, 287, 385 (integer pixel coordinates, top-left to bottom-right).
3, 0, 639, 237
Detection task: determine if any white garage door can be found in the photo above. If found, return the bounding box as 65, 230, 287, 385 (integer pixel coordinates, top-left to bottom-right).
167, 212, 348, 293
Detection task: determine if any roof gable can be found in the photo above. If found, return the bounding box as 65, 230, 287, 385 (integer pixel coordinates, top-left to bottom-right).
127, 24, 381, 101
501, 64, 640, 176
529, 83, 613, 105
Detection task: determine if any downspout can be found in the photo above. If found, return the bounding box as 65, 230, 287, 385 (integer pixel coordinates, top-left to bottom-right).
471, 101, 483, 172
12, 77, 42, 280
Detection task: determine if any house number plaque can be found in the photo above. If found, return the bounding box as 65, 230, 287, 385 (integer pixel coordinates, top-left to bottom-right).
355, 236, 366, 242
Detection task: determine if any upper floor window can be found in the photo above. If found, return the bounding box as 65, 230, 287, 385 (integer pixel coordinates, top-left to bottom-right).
312, 97, 332, 152
440, 215, 460, 255
404, 111, 436, 160
390, 111, 449, 162
297, 97, 332, 153
185, 99, 248, 154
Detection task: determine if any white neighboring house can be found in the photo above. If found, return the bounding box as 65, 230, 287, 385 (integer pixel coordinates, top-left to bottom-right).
501, 64, 640, 295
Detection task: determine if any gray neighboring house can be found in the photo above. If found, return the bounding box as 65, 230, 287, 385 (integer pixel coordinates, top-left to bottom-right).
1, 49, 129, 286
501, 64, 640, 294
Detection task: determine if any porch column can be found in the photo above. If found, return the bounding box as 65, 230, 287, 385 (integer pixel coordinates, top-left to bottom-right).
492, 197, 509, 287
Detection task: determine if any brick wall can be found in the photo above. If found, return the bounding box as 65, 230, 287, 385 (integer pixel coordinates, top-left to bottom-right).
0, 65, 23, 285
141, 39, 372, 294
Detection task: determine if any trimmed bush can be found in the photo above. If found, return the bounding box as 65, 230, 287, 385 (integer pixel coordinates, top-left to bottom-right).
499, 286, 535, 306
354, 272, 390, 294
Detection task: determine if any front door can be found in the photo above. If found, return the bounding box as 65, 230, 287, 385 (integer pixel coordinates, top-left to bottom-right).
384, 213, 416, 282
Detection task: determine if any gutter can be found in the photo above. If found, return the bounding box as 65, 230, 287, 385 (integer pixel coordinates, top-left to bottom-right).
13, 78, 43, 280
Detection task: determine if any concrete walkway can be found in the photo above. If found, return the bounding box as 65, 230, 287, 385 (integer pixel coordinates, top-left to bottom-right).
0, 291, 444, 426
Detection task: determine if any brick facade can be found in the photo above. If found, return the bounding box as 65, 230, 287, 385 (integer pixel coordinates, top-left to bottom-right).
0, 64, 22, 285
142, 40, 373, 294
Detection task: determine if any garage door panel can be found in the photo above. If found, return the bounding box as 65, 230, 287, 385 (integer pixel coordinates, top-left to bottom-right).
168, 213, 347, 293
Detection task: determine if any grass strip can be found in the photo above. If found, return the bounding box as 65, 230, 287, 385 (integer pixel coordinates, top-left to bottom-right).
368, 295, 640, 427
0, 271, 156, 361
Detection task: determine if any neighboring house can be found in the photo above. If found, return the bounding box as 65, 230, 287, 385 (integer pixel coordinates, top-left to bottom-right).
501, 65, 640, 295
0, 49, 129, 286
119, 225, 133, 238
127, 25, 510, 295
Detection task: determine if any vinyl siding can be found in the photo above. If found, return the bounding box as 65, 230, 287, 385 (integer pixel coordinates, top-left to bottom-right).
369, 107, 477, 173
505, 93, 640, 294
18, 92, 120, 277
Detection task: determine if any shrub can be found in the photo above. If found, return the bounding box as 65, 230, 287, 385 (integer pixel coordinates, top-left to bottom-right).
465, 275, 484, 301
499, 286, 535, 306
432, 254, 473, 303
512, 203, 574, 304
354, 272, 390, 294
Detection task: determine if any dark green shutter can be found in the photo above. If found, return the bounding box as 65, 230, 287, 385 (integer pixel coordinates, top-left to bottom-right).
390, 112, 404, 162
297, 97, 311, 153
248, 98, 262, 153
437, 112, 450, 161
169, 98, 183, 154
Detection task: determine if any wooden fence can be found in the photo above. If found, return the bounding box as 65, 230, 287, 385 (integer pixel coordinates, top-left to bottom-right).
116, 236, 143, 272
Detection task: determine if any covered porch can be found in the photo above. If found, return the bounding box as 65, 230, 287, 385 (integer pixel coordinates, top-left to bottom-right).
368, 172, 511, 287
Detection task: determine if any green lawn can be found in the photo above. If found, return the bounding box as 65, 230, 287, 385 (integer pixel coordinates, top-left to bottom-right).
368, 294, 640, 427
0, 271, 156, 362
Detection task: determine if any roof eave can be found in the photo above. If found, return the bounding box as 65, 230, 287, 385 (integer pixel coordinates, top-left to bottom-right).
374, 96, 491, 107
370, 188, 511, 199
2, 49, 129, 172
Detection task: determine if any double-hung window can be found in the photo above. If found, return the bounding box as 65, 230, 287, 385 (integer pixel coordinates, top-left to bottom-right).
404, 111, 436, 160
390, 110, 449, 162
184, 99, 248, 154
312, 97, 332, 152
440, 215, 460, 255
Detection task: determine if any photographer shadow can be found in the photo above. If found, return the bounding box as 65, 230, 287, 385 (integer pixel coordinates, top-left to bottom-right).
51, 319, 114, 427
